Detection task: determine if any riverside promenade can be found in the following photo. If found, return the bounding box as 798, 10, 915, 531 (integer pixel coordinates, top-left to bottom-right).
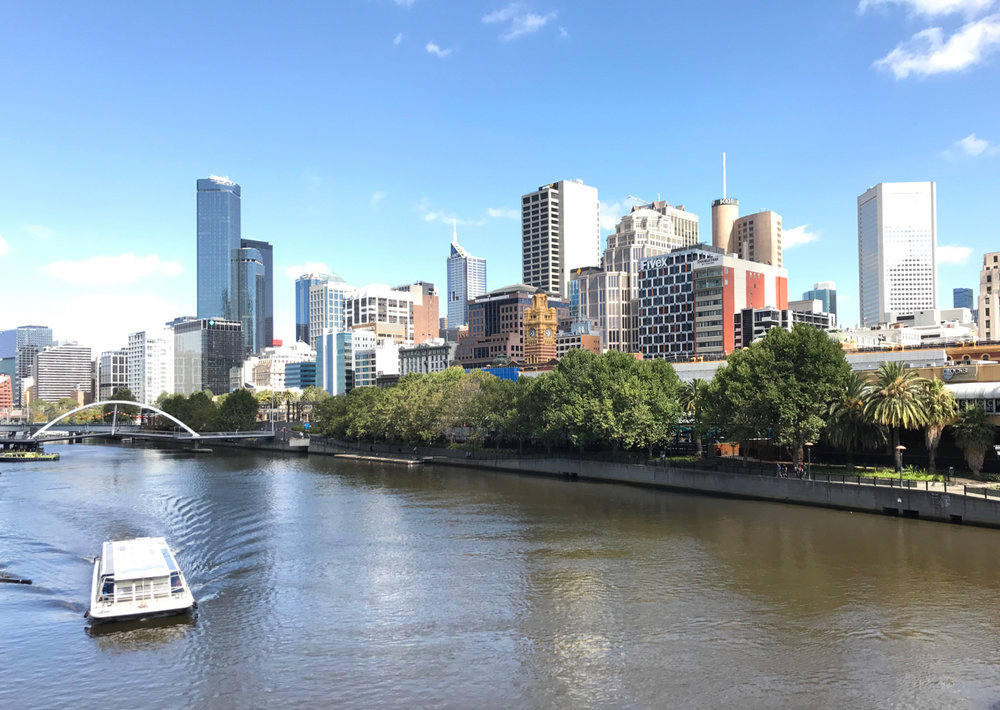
307, 437, 1000, 529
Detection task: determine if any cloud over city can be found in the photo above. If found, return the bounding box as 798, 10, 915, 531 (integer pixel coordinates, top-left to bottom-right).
425, 41, 452, 58
783, 225, 821, 248
937, 244, 974, 264
483, 3, 557, 41
39, 253, 183, 285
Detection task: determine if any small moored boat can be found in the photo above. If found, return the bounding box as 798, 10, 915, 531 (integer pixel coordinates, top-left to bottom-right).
86, 537, 196, 624
0, 450, 60, 462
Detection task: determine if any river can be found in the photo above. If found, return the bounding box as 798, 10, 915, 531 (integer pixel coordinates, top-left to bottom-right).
2, 443, 1000, 709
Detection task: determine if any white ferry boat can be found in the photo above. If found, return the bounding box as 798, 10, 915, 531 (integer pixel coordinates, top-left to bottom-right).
86, 537, 196, 624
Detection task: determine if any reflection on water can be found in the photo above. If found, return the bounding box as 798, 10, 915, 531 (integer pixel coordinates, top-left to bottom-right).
3, 443, 1000, 709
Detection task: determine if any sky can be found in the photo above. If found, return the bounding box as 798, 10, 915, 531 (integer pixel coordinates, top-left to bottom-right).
1, 0, 998, 355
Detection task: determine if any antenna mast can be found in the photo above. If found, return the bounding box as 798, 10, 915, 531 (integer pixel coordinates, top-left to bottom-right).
722, 152, 727, 199
452, 218, 457, 243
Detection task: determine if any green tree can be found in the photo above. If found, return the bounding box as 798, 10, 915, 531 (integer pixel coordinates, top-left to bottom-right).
950, 404, 996, 475
825, 371, 884, 467
217, 388, 260, 431
103, 387, 139, 419
920, 378, 958, 475
679, 378, 709, 457
863, 361, 928, 472
706, 325, 850, 464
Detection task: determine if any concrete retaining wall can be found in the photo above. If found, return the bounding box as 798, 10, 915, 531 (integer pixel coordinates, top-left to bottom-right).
432, 456, 1000, 528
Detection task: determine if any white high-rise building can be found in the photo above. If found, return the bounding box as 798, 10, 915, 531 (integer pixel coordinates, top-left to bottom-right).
307, 274, 355, 349
128, 330, 175, 404
522, 179, 600, 299
858, 181, 937, 327
446, 227, 487, 330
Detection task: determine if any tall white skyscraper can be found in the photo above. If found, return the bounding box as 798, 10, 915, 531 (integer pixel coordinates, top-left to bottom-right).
128, 330, 175, 404
446, 226, 487, 330
857, 181, 937, 326
522, 179, 600, 299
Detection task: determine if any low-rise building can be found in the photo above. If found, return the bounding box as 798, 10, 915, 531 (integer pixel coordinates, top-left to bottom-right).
399, 339, 456, 376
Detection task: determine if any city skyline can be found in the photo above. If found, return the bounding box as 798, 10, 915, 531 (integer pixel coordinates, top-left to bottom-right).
1, 1, 997, 354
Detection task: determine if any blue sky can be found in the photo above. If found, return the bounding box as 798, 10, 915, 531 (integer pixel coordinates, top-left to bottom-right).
1, 0, 998, 354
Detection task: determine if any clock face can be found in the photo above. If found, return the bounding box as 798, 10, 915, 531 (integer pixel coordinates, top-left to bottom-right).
529, 328, 536, 338
545, 328, 552, 338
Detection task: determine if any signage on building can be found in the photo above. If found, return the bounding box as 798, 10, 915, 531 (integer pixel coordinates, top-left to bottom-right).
942, 366, 975, 381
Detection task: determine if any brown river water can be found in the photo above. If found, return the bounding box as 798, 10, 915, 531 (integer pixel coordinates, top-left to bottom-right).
2, 443, 1000, 709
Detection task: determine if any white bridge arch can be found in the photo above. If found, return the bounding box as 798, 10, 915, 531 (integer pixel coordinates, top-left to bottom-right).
32, 400, 201, 439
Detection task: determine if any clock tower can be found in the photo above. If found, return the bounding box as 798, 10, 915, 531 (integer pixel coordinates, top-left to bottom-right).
523, 291, 558, 365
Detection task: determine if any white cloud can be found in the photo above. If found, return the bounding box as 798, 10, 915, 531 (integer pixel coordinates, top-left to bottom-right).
483, 3, 557, 41
0, 235, 8, 256
393, 32, 403, 46
394, 0, 416, 6
371, 190, 387, 206
783, 224, 821, 248
425, 41, 452, 58
874, 14, 1000, 78
284, 261, 332, 279
859, 0, 995, 15
950, 131, 997, 155
486, 207, 519, 219
600, 200, 625, 232
937, 244, 973, 263
39, 253, 183, 285
24, 224, 55, 240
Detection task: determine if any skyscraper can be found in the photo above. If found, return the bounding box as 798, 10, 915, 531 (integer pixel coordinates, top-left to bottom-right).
8, 325, 53, 407
978, 252, 1000, 340
954, 287, 974, 311
33, 343, 92, 403
236, 245, 265, 354
577, 200, 700, 351
521, 180, 600, 298
802, 281, 837, 318
858, 181, 937, 326
296, 273, 329, 344
446, 229, 486, 330
196, 176, 241, 321
174, 318, 243, 396
241, 238, 273, 347
307, 274, 355, 349
127, 330, 174, 405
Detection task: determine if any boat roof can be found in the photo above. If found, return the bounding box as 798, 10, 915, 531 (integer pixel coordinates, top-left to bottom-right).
100, 537, 178, 581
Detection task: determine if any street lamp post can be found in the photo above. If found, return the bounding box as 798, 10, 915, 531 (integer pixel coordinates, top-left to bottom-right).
804, 441, 813, 480
896, 444, 907, 484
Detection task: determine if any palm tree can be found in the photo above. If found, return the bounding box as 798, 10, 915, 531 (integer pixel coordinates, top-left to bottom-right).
826, 371, 884, 468
950, 404, 996, 475
679, 378, 707, 457
920, 378, 958, 475
863, 361, 928, 472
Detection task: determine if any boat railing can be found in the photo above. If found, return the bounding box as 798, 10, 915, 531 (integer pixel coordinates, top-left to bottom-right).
104, 578, 174, 605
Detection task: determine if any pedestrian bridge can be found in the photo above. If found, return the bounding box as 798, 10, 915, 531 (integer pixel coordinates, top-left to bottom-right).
1, 400, 277, 442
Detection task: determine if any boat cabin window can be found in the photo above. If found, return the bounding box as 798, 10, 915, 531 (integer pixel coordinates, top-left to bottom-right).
170, 572, 182, 592
100, 576, 114, 599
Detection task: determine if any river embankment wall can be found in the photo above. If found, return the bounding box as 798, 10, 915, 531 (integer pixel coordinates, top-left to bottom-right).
427, 455, 998, 527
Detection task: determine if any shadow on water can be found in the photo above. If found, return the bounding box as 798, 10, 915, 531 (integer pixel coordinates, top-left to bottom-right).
85, 613, 198, 652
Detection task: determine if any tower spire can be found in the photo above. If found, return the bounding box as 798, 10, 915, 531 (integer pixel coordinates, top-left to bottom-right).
722, 152, 727, 199
452, 218, 458, 243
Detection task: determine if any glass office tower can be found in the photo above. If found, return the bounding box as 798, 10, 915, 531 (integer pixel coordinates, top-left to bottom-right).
237, 247, 265, 354
174, 318, 243, 396
296, 273, 329, 344
197, 176, 242, 321
241, 238, 273, 347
